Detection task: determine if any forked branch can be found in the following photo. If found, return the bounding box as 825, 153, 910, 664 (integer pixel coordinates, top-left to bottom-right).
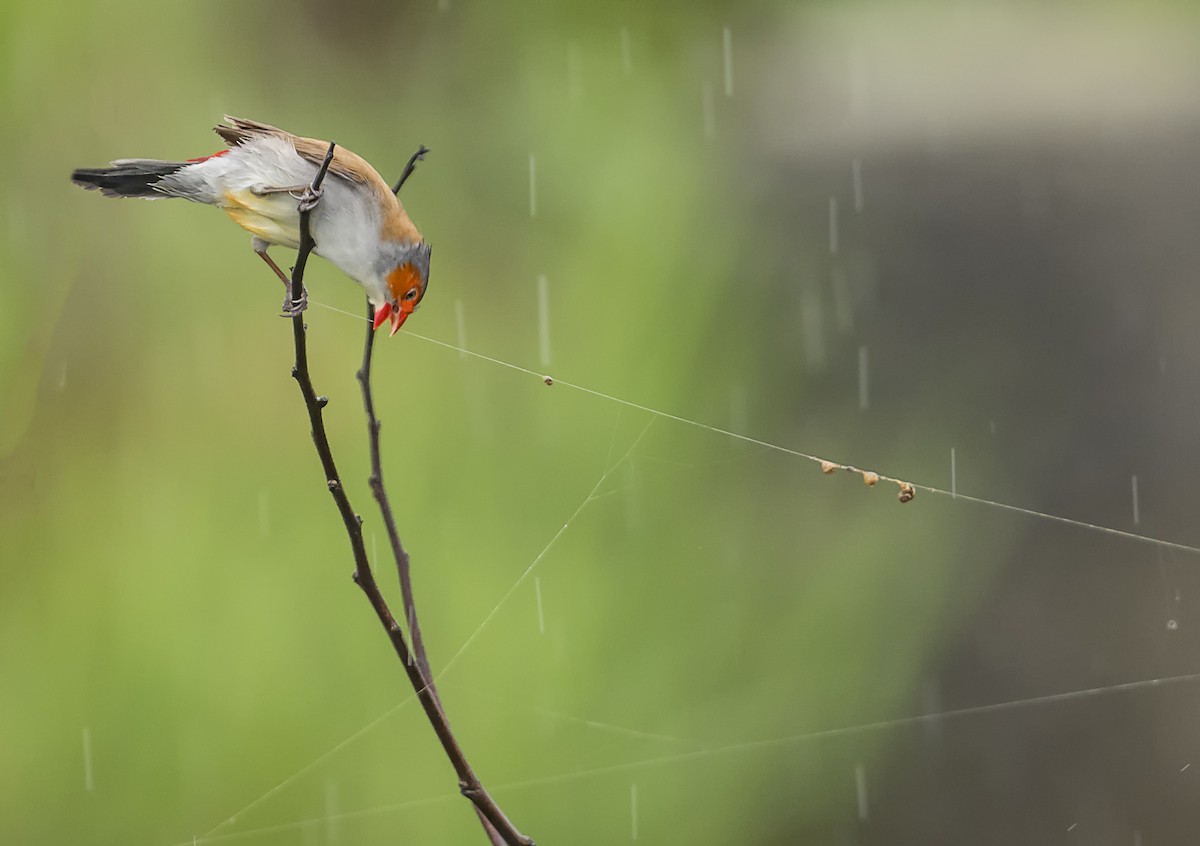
285, 142, 533, 846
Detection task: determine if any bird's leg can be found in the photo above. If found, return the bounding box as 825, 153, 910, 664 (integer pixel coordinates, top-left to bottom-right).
252, 185, 310, 200
254, 246, 291, 287
253, 238, 307, 317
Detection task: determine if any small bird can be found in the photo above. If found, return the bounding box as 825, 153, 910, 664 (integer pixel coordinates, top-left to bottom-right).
72, 116, 430, 335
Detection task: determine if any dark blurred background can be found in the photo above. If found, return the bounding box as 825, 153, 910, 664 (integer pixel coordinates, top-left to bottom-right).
4, 1, 1200, 844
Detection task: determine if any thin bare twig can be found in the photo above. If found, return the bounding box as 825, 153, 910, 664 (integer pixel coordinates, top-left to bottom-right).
359, 298, 505, 846
384, 143, 506, 844
357, 303, 440, 704
286, 142, 533, 846
366, 147, 438, 703
391, 144, 430, 196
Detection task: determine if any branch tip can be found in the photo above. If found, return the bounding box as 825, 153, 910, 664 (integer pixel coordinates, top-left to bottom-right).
392, 144, 431, 195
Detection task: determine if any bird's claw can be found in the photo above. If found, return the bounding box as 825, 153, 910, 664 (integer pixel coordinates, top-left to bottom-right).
281, 286, 309, 317
298, 186, 323, 213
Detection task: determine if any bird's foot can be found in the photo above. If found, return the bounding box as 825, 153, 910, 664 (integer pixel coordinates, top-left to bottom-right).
281, 286, 309, 318
298, 185, 324, 213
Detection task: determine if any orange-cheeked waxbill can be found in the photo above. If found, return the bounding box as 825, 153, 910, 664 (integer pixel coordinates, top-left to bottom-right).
71, 116, 430, 335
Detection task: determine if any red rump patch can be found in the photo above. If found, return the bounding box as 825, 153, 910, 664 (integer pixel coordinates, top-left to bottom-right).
186, 149, 232, 163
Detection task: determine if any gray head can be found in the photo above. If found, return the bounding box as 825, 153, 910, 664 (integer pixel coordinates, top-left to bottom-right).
378, 241, 432, 335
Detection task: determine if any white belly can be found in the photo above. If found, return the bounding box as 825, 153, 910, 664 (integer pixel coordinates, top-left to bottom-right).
185, 136, 384, 287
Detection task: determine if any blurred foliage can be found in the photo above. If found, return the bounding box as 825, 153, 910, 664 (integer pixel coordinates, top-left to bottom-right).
4, 1, 1200, 844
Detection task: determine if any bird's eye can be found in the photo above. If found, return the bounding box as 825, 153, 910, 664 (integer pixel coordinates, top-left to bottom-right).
403, 287, 420, 301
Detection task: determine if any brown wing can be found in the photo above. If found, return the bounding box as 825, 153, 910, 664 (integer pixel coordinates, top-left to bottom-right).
214, 116, 389, 191
214, 116, 421, 244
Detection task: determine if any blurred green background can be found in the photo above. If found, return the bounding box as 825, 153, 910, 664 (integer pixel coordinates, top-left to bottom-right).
5, 1, 1200, 843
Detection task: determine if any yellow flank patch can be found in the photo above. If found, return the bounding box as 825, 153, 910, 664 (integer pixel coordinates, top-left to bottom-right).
221, 189, 302, 249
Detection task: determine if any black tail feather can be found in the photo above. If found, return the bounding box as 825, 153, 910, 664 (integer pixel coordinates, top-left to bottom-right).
71, 160, 186, 198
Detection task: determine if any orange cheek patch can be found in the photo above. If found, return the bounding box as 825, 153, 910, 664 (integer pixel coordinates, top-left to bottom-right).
386, 263, 422, 301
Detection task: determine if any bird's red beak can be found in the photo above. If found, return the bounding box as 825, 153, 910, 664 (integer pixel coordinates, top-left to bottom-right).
389, 305, 408, 336
373, 302, 392, 332
372, 301, 413, 336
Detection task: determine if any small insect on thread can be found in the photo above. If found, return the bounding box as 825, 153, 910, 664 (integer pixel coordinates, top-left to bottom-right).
817, 460, 916, 505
